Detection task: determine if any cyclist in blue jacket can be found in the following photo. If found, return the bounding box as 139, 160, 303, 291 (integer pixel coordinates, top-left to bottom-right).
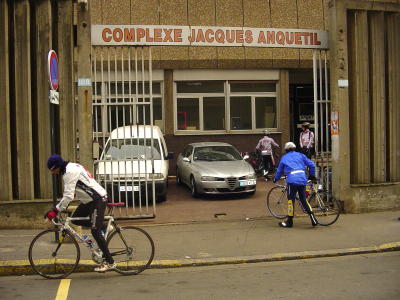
273, 142, 318, 228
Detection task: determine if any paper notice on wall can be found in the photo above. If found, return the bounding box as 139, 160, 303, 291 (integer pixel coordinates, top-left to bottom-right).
331, 111, 339, 135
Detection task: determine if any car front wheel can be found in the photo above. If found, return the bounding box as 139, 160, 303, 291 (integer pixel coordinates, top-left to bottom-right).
190, 176, 198, 198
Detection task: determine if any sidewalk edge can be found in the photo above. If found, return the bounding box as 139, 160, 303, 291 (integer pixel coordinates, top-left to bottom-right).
1, 241, 399, 276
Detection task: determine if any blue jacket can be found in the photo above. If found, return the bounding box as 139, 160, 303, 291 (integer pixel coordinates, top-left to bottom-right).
273, 151, 315, 185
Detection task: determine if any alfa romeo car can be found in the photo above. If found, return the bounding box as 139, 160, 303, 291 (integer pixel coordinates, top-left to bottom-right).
176, 142, 257, 197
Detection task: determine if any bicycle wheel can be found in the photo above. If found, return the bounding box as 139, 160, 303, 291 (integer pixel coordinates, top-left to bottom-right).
309, 192, 340, 226
28, 228, 80, 279
107, 226, 155, 275
266, 186, 288, 219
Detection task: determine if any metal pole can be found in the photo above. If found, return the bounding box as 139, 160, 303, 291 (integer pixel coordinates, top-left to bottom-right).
50, 99, 58, 241
312, 50, 319, 177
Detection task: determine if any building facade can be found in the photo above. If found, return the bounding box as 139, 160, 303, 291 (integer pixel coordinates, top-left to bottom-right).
0, 0, 399, 219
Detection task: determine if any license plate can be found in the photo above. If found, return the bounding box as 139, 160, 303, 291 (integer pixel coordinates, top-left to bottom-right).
119, 185, 139, 192
239, 180, 256, 186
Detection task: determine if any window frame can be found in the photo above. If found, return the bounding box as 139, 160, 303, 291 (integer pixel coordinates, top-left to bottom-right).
174, 78, 279, 135
92, 81, 164, 136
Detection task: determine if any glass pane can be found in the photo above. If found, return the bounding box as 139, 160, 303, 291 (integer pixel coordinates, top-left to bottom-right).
177, 98, 199, 130
109, 82, 161, 95
298, 102, 314, 122
177, 81, 224, 93
104, 138, 161, 160
255, 97, 277, 128
107, 105, 133, 132
230, 97, 251, 130
92, 82, 102, 95
203, 97, 225, 130
230, 81, 276, 93
193, 146, 242, 161
136, 98, 163, 130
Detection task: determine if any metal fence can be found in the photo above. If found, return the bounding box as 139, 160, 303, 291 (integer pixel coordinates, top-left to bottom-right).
91, 46, 157, 219
313, 50, 332, 194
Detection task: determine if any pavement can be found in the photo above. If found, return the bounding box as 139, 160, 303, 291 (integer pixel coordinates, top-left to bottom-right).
1, 210, 399, 276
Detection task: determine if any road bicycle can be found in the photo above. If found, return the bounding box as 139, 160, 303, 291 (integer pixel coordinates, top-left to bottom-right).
266, 179, 340, 226
28, 202, 155, 279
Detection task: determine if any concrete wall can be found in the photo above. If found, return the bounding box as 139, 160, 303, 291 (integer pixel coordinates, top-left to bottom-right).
330, 0, 400, 213
0, 0, 76, 203
91, 0, 328, 68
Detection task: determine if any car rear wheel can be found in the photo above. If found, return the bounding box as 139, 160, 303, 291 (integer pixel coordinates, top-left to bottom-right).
190, 176, 198, 198
176, 168, 183, 185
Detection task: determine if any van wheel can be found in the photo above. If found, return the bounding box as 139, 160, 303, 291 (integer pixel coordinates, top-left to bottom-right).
176, 168, 182, 185
190, 176, 198, 198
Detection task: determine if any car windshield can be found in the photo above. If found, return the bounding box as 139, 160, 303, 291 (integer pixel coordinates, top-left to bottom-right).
103, 138, 161, 160
193, 146, 242, 161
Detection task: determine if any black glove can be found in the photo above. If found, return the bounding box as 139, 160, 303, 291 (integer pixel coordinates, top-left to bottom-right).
308, 175, 317, 183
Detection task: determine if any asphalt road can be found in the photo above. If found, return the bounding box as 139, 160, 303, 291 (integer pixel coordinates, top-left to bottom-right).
1, 252, 399, 300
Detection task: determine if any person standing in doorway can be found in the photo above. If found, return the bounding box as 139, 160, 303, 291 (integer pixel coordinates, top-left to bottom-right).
299, 122, 315, 159
255, 130, 280, 177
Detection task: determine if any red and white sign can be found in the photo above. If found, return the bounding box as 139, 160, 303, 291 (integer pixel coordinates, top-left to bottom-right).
47, 50, 59, 91
92, 25, 328, 49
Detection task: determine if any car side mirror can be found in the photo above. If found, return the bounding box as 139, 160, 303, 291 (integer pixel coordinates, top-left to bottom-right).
166, 152, 174, 160
182, 157, 190, 163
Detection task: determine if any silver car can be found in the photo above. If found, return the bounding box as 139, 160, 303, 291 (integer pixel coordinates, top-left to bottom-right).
176, 142, 257, 197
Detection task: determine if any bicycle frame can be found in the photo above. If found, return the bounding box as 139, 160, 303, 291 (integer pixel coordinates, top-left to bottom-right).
273, 181, 321, 214
52, 215, 115, 262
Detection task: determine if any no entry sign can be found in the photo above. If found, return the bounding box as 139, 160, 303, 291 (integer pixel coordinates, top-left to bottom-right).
48, 50, 59, 91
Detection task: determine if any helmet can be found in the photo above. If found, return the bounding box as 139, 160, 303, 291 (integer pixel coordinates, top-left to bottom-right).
263, 129, 270, 136
47, 154, 65, 170
302, 122, 310, 129
284, 142, 296, 151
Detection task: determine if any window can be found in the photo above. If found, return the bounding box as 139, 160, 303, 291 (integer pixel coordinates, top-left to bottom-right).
230, 97, 251, 130
182, 145, 193, 158
103, 138, 161, 160
175, 79, 277, 133
92, 82, 163, 134
256, 97, 277, 128
177, 98, 199, 130
204, 97, 225, 130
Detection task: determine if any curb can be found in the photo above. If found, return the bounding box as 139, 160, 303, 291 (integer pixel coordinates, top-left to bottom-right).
1, 241, 399, 277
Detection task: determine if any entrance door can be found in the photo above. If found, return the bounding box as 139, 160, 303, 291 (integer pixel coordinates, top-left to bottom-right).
91, 46, 158, 219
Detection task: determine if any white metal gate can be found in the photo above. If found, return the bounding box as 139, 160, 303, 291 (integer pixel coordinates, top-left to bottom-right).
92, 46, 158, 219
313, 50, 332, 194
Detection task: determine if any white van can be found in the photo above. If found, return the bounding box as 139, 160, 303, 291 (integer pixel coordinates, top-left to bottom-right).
96, 125, 173, 203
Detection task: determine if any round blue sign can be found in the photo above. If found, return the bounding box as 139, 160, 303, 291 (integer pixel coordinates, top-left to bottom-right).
48, 50, 59, 90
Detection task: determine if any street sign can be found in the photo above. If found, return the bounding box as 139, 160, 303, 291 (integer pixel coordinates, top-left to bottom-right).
49, 89, 59, 105
48, 50, 59, 91
78, 78, 92, 87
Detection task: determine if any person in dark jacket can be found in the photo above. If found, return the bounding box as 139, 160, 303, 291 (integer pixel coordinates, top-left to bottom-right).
273, 142, 318, 228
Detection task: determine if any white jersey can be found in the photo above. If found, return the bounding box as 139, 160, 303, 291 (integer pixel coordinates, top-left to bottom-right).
256, 136, 279, 156
300, 130, 314, 149
56, 163, 107, 211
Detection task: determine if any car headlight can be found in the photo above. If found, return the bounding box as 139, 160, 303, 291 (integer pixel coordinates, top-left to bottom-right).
245, 173, 257, 180
201, 176, 217, 181
148, 173, 164, 180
